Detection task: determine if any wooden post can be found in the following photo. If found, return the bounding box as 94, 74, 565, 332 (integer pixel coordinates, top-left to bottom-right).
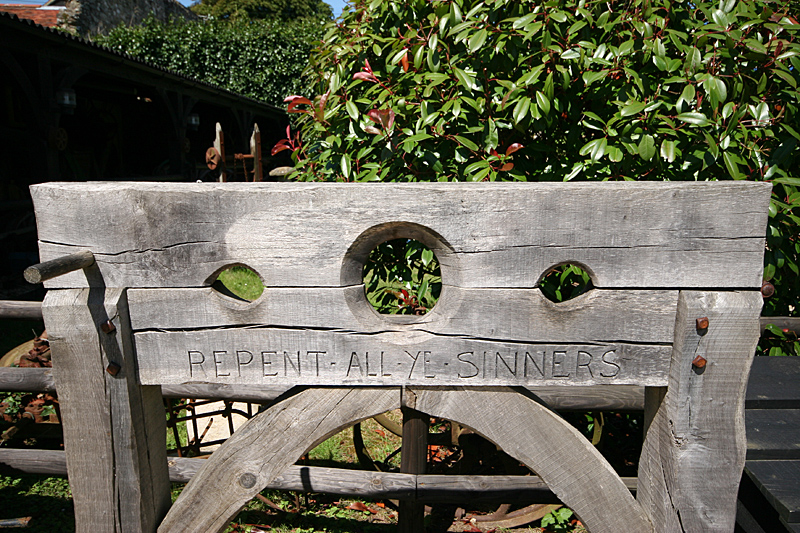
399, 389, 428, 533
43, 288, 170, 533
637, 291, 763, 532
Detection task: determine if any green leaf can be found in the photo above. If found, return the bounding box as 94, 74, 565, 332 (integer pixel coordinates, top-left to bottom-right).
453, 67, 476, 91
582, 70, 607, 86
579, 138, 607, 161
607, 145, 623, 162
513, 97, 531, 124
454, 135, 479, 151
677, 112, 710, 126
340, 153, 351, 178
660, 139, 677, 162
638, 135, 656, 161
512, 12, 537, 30
345, 100, 359, 121
723, 151, 744, 179
772, 68, 797, 89
561, 48, 580, 60
535, 91, 550, 116
621, 101, 647, 117
469, 28, 488, 53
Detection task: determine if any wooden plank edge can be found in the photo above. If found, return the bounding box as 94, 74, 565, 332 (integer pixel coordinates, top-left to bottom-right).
1, 372, 645, 411
0, 300, 43, 320
0, 449, 638, 503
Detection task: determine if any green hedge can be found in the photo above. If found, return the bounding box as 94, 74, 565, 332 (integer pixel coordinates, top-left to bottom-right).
283, 0, 800, 355
94, 16, 326, 106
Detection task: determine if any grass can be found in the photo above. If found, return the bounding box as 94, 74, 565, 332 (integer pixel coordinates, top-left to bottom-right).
217, 266, 264, 301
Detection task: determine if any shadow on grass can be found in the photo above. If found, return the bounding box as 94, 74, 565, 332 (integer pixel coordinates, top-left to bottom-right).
0, 474, 74, 532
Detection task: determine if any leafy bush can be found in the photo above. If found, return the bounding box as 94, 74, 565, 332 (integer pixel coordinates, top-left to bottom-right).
279, 0, 800, 354
190, 0, 333, 21
94, 16, 327, 106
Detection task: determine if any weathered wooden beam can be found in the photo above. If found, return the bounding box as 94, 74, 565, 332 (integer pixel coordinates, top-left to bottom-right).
637, 291, 763, 532
0, 367, 55, 392
0, 300, 43, 320
0, 367, 646, 410
31, 182, 770, 290
24, 250, 94, 284
43, 289, 170, 533
0, 448, 640, 504
399, 396, 428, 533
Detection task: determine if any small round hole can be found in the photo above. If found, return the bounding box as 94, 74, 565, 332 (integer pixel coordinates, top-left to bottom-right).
362, 239, 441, 315
539, 263, 594, 303
211, 265, 264, 302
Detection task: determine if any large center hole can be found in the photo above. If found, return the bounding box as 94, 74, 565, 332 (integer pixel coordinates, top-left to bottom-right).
362, 239, 441, 315
539, 263, 593, 303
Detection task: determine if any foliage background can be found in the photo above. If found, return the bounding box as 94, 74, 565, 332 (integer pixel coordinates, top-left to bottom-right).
94, 16, 327, 106
280, 0, 800, 355
190, 0, 333, 21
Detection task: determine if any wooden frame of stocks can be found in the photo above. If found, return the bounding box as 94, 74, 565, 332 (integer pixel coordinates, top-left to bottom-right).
30, 181, 770, 533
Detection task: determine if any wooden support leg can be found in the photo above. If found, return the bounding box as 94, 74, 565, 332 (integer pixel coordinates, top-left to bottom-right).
637, 291, 763, 532
43, 288, 170, 533
399, 391, 428, 533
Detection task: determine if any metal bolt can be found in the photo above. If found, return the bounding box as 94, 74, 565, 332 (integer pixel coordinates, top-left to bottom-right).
692, 355, 707, 369
761, 281, 775, 298
106, 362, 121, 376
100, 320, 116, 334
239, 472, 257, 489
696, 317, 709, 331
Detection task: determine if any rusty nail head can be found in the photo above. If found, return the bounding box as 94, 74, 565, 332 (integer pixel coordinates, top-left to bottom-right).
106, 362, 121, 376
692, 355, 707, 369
100, 320, 116, 334
696, 317, 709, 331
761, 281, 775, 298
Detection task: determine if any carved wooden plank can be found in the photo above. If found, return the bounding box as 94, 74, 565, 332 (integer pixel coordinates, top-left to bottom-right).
408, 387, 653, 533
31, 181, 770, 290
159, 387, 401, 533
127, 287, 678, 344
637, 291, 763, 532
43, 289, 171, 533
134, 327, 670, 387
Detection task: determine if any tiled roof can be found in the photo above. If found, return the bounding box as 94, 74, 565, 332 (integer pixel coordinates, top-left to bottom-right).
0, 5, 62, 27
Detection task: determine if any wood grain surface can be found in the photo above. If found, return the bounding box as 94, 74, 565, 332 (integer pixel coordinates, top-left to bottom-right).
31, 181, 770, 290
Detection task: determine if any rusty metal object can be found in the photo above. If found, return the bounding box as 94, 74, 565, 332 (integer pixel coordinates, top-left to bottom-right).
761, 281, 775, 298
106, 362, 121, 376
692, 355, 707, 369
696, 317, 709, 331
100, 320, 116, 334
205, 147, 221, 170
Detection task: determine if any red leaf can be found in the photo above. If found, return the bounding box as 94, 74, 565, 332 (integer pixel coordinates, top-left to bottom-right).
284, 95, 312, 113
400, 50, 409, 72
374, 428, 386, 437
368, 108, 395, 131
271, 141, 291, 156
353, 71, 378, 83
500, 162, 514, 171
505, 143, 524, 156
399, 289, 409, 299
365, 59, 373, 72
364, 125, 381, 135
346, 501, 376, 514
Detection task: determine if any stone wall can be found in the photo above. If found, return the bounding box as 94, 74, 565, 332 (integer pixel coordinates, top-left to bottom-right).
58, 0, 197, 36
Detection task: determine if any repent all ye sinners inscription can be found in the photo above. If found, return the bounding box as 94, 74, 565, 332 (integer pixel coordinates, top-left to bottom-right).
134, 330, 670, 386
186, 347, 621, 381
